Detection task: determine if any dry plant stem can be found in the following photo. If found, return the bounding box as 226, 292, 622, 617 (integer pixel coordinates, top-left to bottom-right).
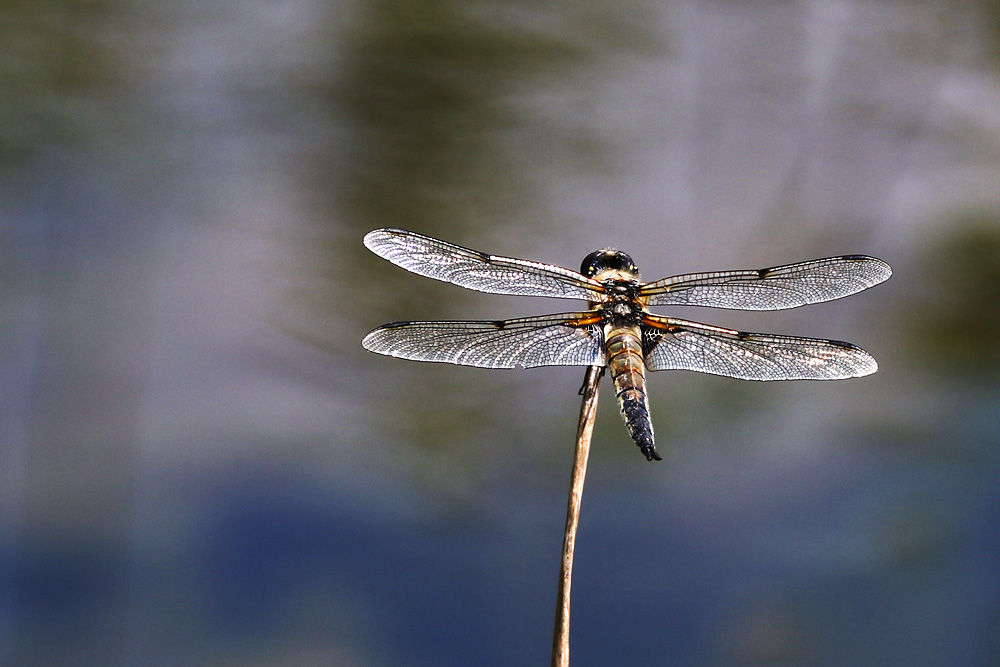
551, 365, 603, 667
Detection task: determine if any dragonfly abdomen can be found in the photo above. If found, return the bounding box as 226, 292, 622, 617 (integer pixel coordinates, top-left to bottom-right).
606, 326, 661, 461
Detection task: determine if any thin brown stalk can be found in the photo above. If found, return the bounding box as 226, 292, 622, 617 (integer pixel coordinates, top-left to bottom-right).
551, 365, 603, 667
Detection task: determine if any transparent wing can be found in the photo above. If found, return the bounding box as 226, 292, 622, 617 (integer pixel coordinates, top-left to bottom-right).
364, 228, 605, 301
362, 312, 605, 369
642, 314, 877, 380
640, 255, 891, 309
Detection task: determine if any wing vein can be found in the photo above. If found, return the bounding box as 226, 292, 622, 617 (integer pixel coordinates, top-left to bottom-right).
642, 315, 877, 380
364, 228, 605, 301
641, 255, 891, 309
362, 313, 606, 369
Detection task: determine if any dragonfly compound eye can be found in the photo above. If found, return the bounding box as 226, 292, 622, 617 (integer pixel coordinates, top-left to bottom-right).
580, 249, 639, 277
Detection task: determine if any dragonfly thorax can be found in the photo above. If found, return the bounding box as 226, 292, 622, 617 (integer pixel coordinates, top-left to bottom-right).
611, 301, 639, 318
600, 279, 644, 325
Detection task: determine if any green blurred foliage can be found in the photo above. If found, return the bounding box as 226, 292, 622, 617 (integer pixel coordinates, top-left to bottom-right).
907, 212, 1000, 384
981, 0, 1000, 63
0, 0, 130, 168
323, 0, 659, 236
304, 0, 662, 330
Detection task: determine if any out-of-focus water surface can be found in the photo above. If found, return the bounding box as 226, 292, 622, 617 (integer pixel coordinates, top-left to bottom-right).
2, 0, 1000, 664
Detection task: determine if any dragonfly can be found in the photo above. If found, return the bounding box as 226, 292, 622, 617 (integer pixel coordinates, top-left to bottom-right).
362, 228, 891, 461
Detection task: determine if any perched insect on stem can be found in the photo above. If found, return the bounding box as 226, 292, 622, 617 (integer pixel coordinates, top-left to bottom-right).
362, 228, 891, 461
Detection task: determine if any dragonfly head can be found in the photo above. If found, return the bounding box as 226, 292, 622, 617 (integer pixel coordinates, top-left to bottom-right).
581, 249, 640, 280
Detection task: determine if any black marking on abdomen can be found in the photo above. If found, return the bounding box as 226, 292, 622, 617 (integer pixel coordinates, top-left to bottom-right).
618, 387, 660, 461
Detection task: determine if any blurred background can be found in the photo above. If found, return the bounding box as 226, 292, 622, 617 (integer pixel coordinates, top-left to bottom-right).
2, 0, 999, 665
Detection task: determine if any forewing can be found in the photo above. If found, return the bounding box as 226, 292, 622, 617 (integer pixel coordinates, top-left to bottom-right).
364, 228, 605, 301
640, 255, 891, 309
362, 313, 605, 369
642, 314, 877, 380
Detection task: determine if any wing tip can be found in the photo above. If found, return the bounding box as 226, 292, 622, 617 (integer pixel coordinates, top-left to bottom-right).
362, 229, 385, 253
363, 227, 412, 251
361, 328, 383, 352
867, 257, 893, 283
843, 254, 893, 285
843, 347, 879, 378
362, 321, 418, 353
856, 356, 879, 377
828, 338, 880, 377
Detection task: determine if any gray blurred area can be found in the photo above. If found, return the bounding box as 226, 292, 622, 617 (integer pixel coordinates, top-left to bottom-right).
2, 0, 1000, 664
